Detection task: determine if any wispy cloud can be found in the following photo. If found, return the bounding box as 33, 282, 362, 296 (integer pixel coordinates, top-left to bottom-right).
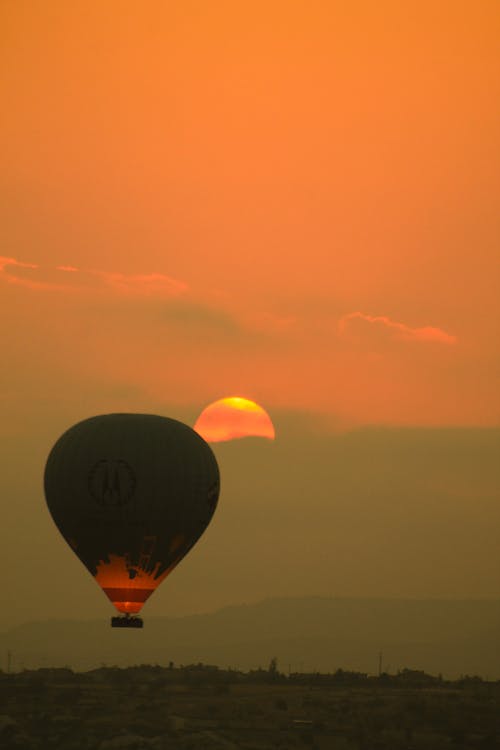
95, 271, 187, 296
339, 311, 457, 345
0, 256, 38, 272
0, 255, 56, 290
0, 256, 187, 297
56, 265, 80, 273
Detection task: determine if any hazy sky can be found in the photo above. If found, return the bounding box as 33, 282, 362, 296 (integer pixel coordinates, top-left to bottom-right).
1, 2, 499, 628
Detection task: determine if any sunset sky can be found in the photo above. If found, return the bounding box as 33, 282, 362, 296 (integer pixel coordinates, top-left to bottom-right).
1, 2, 499, 628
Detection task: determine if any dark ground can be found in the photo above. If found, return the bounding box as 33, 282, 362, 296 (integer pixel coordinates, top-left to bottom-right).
1, 665, 499, 749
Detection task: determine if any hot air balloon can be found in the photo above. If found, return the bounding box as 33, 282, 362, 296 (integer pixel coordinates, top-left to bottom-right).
44, 414, 220, 628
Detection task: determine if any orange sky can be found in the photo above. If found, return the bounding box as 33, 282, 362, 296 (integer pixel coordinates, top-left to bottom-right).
1, 0, 499, 429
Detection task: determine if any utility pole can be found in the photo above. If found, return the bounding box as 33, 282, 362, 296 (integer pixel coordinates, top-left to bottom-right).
7, 650, 12, 674
378, 650, 383, 676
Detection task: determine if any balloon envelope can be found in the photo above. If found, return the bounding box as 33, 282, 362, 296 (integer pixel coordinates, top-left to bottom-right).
44, 414, 220, 614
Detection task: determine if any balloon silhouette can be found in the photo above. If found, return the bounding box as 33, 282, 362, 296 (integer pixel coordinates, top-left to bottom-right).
44, 414, 220, 624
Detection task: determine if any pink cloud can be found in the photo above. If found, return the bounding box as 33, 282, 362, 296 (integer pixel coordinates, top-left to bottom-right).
95, 271, 187, 296
0, 256, 187, 297
339, 311, 457, 345
0, 255, 55, 290
0, 255, 39, 273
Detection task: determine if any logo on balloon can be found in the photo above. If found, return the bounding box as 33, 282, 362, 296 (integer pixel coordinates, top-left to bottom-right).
88, 459, 136, 508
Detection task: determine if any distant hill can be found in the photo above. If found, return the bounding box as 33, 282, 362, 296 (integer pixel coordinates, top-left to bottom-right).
2, 597, 499, 678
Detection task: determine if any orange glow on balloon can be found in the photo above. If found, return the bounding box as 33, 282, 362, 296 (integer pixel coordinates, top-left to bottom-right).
194, 397, 275, 443
93, 531, 188, 614
94, 554, 169, 614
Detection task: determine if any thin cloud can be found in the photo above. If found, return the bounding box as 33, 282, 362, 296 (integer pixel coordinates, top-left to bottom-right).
158, 299, 283, 351
339, 311, 457, 345
0, 255, 56, 290
0, 256, 38, 272
0, 256, 187, 297
95, 271, 187, 296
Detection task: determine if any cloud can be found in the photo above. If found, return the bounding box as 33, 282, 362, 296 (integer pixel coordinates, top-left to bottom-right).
0, 256, 39, 272
155, 300, 289, 355
161, 299, 243, 335
339, 311, 457, 345
95, 271, 187, 296
1, 254, 282, 355
0, 255, 187, 297
0, 256, 44, 289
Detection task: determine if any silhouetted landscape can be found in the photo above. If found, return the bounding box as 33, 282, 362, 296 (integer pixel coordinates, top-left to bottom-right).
2, 598, 500, 678
2, 662, 499, 749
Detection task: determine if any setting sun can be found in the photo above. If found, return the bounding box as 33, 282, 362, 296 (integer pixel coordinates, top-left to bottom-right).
194, 397, 275, 443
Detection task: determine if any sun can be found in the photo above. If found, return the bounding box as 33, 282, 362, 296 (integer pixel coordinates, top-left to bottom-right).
194, 396, 275, 443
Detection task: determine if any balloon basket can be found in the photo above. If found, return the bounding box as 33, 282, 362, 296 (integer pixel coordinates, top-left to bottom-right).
111, 615, 143, 629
